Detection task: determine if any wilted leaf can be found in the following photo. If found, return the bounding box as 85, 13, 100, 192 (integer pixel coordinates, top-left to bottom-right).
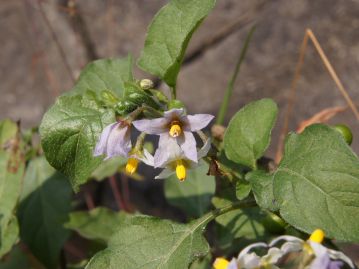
0, 120, 24, 257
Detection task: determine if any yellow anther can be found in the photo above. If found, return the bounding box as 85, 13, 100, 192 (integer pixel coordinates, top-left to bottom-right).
169, 124, 182, 137
309, 229, 325, 243
125, 158, 139, 174
213, 258, 230, 269
175, 160, 186, 181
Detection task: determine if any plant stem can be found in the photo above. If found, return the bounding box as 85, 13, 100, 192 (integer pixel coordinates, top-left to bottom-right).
216, 25, 256, 125
109, 175, 127, 211
171, 85, 176, 100
211, 198, 257, 219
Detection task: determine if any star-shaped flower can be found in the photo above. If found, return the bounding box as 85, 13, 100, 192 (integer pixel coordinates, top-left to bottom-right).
132, 108, 214, 167
155, 138, 211, 181
94, 121, 131, 159
269, 229, 354, 269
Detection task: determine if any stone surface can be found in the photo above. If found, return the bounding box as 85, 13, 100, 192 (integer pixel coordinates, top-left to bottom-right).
1, 0, 359, 260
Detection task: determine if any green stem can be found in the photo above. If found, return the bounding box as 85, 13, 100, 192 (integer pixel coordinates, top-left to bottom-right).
135, 132, 146, 151
170, 85, 176, 100
210, 197, 257, 221
216, 25, 256, 125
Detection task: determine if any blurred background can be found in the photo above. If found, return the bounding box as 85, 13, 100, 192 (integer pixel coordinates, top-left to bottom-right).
1, 0, 359, 263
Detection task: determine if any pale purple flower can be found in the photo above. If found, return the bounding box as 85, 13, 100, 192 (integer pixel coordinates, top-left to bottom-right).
94, 121, 131, 159
154, 138, 211, 180
227, 259, 238, 269
269, 235, 354, 269
132, 108, 214, 167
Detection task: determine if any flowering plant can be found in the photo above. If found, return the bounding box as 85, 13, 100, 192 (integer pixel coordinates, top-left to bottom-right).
0, 0, 358, 269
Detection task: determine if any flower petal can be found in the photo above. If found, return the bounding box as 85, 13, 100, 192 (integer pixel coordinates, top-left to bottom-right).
238, 253, 262, 269
106, 124, 131, 159
269, 235, 303, 247
238, 242, 268, 259
93, 122, 118, 156
178, 131, 198, 163
155, 168, 174, 179
164, 108, 185, 120
185, 114, 214, 131
227, 259, 238, 269
198, 138, 211, 159
154, 133, 183, 168
132, 118, 168, 134
139, 149, 154, 166
328, 249, 354, 268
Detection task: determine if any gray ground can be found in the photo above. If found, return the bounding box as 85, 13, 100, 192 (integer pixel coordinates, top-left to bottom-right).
1, 0, 359, 263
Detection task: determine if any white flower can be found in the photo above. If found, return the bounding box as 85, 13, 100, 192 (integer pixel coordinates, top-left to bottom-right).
94, 121, 131, 159
132, 108, 214, 167
155, 138, 211, 181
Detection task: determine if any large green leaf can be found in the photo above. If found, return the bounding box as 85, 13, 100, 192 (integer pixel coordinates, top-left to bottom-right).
224, 99, 278, 169
0, 245, 32, 269
246, 170, 278, 211
86, 214, 211, 269
164, 163, 215, 217
212, 196, 266, 244
40, 93, 115, 190
65, 207, 126, 243
138, 0, 215, 87
273, 124, 359, 242
0, 120, 24, 257
18, 157, 72, 269
71, 56, 133, 97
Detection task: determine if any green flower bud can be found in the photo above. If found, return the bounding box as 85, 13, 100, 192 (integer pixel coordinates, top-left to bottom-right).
333, 124, 353, 145
261, 212, 286, 234
140, 79, 154, 90
101, 90, 120, 105
168, 99, 185, 110
115, 100, 138, 115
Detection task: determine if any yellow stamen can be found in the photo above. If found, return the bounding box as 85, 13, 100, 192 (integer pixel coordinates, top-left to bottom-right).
126, 158, 139, 174
213, 258, 230, 269
169, 124, 182, 137
175, 160, 186, 181
309, 229, 325, 243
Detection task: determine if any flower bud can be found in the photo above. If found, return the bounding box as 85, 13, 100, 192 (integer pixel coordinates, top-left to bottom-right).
168, 99, 185, 110
140, 79, 154, 90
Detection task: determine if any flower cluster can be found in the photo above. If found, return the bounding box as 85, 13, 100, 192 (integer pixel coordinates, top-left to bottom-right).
94, 108, 214, 181
213, 229, 355, 269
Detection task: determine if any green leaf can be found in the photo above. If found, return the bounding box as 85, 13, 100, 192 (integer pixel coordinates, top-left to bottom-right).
86, 214, 211, 269
0, 216, 19, 258
71, 56, 133, 97
0, 245, 32, 269
235, 180, 251, 200
164, 163, 215, 218
65, 207, 126, 243
224, 98, 278, 169
138, 0, 215, 87
212, 196, 266, 244
0, 120, 24, 257
18, 157, 72, 269
189, 254, 212, 269
273, 124, 359, 242
91, 157, 127, 181
246, 170, 278, 211
40, 93, 115, 190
